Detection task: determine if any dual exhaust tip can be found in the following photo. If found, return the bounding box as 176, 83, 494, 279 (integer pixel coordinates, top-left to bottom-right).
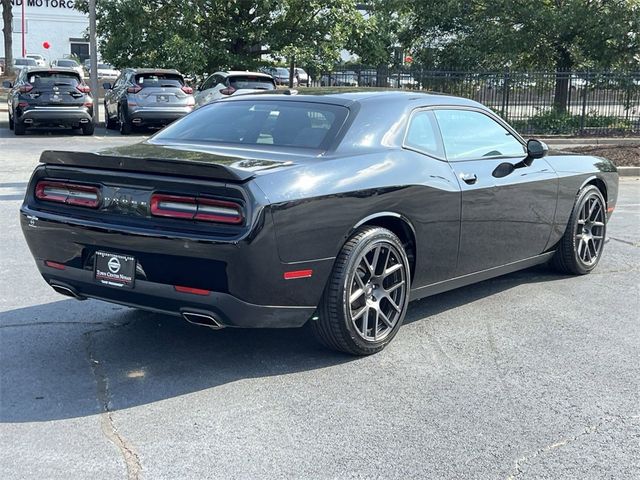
182, 311, 224, 330
50, 282, 224, 330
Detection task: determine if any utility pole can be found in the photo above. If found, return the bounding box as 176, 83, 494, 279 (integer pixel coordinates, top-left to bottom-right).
89, 0, 98, 123
20, 0, 24, 56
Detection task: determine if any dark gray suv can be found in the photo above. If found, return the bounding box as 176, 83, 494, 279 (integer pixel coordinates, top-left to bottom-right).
103, 68, 195, 134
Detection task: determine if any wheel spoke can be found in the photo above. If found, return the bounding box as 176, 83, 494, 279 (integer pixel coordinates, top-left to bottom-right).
590, 202, 602, 221
385, 295, 401, 313
370, 246, 382, 275
384, 263, 402, 278
592, 221, 605, 228
379, 310, 393, 328
385, 280, 405, 294
350, 288, 364, 304
352, 306, 368, 321
372, 308, 379, 340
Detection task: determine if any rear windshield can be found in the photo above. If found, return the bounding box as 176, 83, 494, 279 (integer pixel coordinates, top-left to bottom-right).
28, 71, 81, 87
98, 63, 114, 69
153, 100, 348, 150
16, 58, 37, 66
135, 73, 183, 88
57, 60, 78, 67
228, 75, 275, 90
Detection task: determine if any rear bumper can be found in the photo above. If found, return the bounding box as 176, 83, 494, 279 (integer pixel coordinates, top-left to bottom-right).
127, 107, 192, 125
20, 204, 333, 328
41, 265, 315, 328
19, 107, 93, 125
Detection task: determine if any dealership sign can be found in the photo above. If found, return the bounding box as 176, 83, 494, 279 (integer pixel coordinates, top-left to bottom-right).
11, 0, 77, 9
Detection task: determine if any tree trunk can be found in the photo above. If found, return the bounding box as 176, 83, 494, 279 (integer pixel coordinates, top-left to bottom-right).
553, 47, 572, 114
2, 0, 13, 74
289, 57, 295, 88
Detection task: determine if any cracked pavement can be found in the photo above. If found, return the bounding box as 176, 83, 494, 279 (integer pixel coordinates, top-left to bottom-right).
1, 130, 639, 479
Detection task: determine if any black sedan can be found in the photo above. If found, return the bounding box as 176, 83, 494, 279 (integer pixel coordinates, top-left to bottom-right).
20, 90, 618, 355
4, 67, 95, 135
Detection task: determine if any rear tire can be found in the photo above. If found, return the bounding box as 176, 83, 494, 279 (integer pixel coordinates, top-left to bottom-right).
14, 118, 26, 135
9, 111, 14, 130
105, 104, 117, 130
82, 122, 95, 136
119, 107, 132, 135
551, 185, 606, 275
311, 226, 410, 355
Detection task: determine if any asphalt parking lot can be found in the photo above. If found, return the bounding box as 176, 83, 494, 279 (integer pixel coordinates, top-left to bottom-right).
1, 126, 639, 480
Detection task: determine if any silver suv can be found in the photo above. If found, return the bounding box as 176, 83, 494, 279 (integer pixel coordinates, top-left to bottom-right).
103, 68, 195, 134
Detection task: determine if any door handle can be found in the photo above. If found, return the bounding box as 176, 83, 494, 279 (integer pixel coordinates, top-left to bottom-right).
460, 173, 478, 185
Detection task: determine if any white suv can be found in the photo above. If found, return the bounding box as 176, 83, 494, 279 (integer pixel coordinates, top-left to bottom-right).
194, 71, 276, 108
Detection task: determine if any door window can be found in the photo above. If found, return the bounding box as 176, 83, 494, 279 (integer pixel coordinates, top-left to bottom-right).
434, 109, 525, 161
404, 110, 444, 158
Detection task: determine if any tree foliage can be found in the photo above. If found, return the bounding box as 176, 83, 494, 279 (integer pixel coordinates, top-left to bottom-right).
76, 0, 362, 76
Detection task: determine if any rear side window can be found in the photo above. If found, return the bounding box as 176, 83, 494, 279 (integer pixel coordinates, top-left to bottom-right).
228, 75, 276, 91
153, 100, 348, 150
135, 73, 184, 88
434, 109, 525, 161
16, 59, 37, 66
28, 72, 81, 87
404, 110, 444, 158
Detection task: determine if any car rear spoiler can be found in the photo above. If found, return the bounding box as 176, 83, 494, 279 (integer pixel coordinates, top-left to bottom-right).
39, 149, 258, 182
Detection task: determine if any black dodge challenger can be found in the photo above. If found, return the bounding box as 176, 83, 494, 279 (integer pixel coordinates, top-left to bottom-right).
20, 90, 618, 355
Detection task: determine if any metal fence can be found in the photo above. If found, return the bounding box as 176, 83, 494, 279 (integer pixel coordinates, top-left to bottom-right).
306, 66, 640, 136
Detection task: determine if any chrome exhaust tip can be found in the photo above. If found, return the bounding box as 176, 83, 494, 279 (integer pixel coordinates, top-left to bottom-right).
50, 282, 85, 300
182, 311, 224, 330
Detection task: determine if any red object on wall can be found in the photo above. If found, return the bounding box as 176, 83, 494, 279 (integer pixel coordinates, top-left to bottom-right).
42, 41, 51, 50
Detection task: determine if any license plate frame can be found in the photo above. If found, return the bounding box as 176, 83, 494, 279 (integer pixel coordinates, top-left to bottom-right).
156, 95, 169, 103
94, 251, 136, 288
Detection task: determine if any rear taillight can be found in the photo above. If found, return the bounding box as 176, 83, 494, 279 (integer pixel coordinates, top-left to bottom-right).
220, 86, 236, 96
150, 194, 243, 224
127, 85, 142, 94
181, 85, 193, 94
35, 180, 100, 208
19, 84, 33, 93
76, 84, 91, 93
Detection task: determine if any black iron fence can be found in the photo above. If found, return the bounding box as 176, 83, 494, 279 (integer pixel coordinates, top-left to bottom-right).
306, 66, 640, 136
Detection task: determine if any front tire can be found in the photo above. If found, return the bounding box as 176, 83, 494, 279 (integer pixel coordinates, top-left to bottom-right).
551, 185, 606, 275
311, 226, 410, 355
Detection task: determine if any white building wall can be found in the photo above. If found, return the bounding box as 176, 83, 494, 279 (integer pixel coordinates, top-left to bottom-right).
0, 0, 89, 63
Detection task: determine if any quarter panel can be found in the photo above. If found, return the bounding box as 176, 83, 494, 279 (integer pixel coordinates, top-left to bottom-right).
255, 149, 462, 287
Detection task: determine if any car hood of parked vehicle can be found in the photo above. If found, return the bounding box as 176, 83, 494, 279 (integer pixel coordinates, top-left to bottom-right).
38, 141, 319, 182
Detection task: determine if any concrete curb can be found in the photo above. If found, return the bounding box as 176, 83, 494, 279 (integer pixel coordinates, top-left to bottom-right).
618, 167, 640, 177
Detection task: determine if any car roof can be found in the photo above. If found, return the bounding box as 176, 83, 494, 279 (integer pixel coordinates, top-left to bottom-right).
218, 70, 273, 78
21, 67, 84, 77
126, 68, 182, 75
223, 88, 486, 109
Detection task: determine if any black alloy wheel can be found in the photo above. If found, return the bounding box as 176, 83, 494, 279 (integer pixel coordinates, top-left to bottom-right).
311, 226, 410, 355
552, 185, 607, 275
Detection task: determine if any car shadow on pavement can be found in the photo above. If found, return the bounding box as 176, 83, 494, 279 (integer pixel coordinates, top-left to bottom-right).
0, 265, 568, 423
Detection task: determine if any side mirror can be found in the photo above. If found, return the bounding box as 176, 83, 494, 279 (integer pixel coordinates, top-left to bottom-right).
102, 82, 112, 90
2, 80, 13, 88
527, 139, 548, 160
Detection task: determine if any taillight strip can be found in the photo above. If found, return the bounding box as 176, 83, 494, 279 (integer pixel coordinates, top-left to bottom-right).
35, 180, 100, 208
150, 193, 243, 224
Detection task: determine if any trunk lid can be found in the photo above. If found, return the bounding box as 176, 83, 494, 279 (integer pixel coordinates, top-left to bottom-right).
39, 141, 306, 182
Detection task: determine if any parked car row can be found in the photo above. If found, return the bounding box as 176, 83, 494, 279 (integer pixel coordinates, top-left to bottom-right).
0, 56, 121, 80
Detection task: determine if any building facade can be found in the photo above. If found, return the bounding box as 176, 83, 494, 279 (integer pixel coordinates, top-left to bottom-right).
1, 0, 89, 63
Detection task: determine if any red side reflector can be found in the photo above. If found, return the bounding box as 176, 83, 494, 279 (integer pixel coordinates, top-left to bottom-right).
174, 285, 210, 296
284, 269, 313, 280
606, 206, 615, 213
45, 260, 66, 270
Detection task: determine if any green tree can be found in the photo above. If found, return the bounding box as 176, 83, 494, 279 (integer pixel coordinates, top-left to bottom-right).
76, 0, 363, 84
403, 0, 640, 111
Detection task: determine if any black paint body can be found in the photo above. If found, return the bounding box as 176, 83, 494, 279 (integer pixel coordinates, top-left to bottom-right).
20, 91, 619, 327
